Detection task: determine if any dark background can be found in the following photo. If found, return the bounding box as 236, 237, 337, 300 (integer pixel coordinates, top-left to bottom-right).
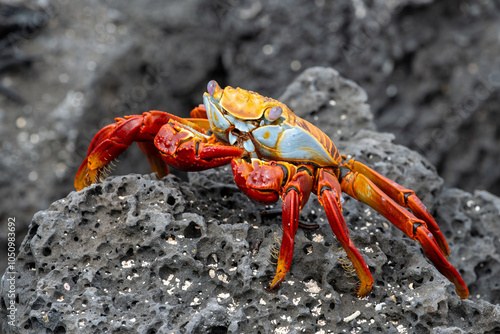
1, 0, 499, 279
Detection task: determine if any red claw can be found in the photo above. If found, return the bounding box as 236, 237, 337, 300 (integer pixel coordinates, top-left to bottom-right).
155, 120, 244, 171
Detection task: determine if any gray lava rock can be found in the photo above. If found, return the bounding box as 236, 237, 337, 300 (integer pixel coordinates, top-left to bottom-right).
2, 0, 500, 304
2, 67, 500, 333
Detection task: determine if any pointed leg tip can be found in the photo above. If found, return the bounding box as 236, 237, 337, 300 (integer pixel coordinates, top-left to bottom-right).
267, 275, 284, 291
355, 282, 373, 298
456, 285, 469, 299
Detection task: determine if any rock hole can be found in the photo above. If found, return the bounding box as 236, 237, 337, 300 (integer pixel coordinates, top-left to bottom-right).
167, 195, 176, 206
25, 262, 36, 271
159, 265, 175, 280
53, 291, 64, 300
31, 296, 46, 310
42, 247, 51, 256
220, 186, 235, 198
470, 227, 482, 237
109, 209, 121, 217
302, 244, 313, 255
184, 221, 202, 238
126, 248, 134, 257
207, 253, 218, 266
105, 183, 114, 193
23, 320, 32, 329
88, 185, 103, 196
209, 326, 228, 334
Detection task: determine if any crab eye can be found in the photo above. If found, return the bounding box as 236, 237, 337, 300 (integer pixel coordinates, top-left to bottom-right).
207, 80, 217, 96
266, 106, 282, 121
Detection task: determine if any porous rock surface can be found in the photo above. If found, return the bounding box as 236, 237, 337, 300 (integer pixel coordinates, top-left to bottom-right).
2, 0, 500, 294
1, 67, 500, 333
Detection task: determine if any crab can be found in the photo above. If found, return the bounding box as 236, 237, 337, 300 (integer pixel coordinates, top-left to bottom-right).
75, 80, 469, 299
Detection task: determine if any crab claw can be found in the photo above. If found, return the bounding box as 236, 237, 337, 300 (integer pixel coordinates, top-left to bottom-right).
74, 116, 144, 190
231, 159, 287, 205
155, 120, 244, 171
74, 111, 210, 191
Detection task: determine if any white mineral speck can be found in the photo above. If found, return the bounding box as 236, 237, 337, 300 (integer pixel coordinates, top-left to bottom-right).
218, 293, 230, 299
304, 279, 321, 294
182, 280, 192, 291
343, 310, 361, 322
121, 259, 135, 268
312, 234, 324, 242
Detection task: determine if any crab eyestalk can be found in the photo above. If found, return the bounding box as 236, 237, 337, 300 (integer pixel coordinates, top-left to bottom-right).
207, 80, 223, 100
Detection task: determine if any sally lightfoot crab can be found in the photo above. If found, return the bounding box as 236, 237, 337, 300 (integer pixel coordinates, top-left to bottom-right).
75, 80, 469, 299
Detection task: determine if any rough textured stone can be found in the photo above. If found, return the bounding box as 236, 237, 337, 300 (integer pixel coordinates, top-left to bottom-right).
2, 67, 500, 333
2, 0, 500, 292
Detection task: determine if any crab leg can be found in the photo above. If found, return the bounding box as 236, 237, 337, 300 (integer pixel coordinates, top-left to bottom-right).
137, 142, 170, 180
269, 165, 314, 289
344, 159, 450, 256
340, 167, 469, 299
189, 104, 208, 119
316, 169, 374, 297
231, 159, 314, 289
75, 110, 215, 190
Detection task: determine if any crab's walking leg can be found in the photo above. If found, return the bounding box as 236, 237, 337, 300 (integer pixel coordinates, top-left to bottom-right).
316, 169, 374, 297
344, 159, 449, 256
340, 166, 469, 299
137, 142, 170, 179
270, 166, 314, 289
189, 104, 208, 119
231, 159, 314, 289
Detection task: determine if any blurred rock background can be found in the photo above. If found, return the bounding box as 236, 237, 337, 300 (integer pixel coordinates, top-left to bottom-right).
0, 0, 499, 309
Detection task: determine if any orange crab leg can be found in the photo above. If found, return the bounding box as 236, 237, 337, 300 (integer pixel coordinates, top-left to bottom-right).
344, 159, 450, 256
340, 167, 469, 299
189, 104, 208, 119
316, 169, 374, 297
185, 105, 212, 131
